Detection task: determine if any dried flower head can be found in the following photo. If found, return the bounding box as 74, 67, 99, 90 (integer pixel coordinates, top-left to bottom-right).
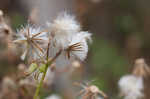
132, 58, 150, 78
118, 75, 144, 99
74, 82, 107, 99
14, 24, 48, 60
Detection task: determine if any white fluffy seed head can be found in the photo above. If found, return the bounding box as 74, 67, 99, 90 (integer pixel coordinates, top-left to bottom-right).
118, 75, 144, 99
47, 12, 92, 69
49, 12, 81, 49
67, 31, 92, 61
16, 24, 48, 42
14, 24, 48, 60
51, 12, 80, 35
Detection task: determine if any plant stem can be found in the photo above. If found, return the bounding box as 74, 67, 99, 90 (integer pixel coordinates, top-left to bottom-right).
33, 49, 62, 99
33, 63, 49, 99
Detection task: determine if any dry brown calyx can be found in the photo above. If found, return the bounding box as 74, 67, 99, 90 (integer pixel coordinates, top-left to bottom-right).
74, 82, 108, 99
132, 58, 150, 78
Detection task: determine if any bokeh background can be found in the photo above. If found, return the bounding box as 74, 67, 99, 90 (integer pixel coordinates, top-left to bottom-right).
0, 0, 150, 99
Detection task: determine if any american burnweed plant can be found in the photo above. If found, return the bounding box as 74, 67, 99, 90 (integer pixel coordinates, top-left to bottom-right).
2, 8, 150, 99
13, 12, 96, 99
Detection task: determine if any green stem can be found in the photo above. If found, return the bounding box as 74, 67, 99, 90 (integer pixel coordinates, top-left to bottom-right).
33, 49, 62, 99
33, 63, 49, 99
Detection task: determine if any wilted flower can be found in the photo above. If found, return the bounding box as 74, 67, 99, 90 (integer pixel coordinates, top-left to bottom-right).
118, 75, 144, 99
14, 24, 48, 60
74, 82, 107, 99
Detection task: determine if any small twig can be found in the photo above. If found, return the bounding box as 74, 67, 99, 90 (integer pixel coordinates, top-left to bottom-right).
31, 40, 44, 53
46, 39, 51, 60
32, 30, 48, 38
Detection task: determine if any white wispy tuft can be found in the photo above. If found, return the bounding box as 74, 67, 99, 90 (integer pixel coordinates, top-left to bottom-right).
48, 12, 92, 62
14, 24, 49, 60
66, 31, 92, 61
49, 12, 81, 49
118, 75, 144, 99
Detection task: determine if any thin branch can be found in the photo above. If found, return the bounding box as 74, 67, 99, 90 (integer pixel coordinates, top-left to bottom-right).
32, 30, 48, 38
31, 40, 44, 53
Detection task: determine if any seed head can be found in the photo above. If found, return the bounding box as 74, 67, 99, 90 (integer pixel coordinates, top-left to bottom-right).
14, 24, 48, 60
118, 75, 144, 99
